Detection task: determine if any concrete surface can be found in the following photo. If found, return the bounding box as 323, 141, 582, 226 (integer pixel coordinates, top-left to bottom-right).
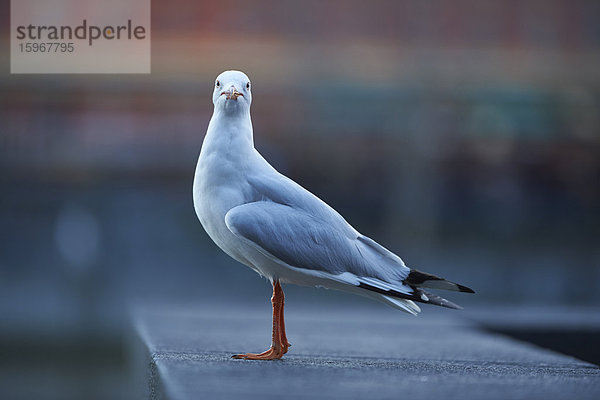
132, 304, 600, 400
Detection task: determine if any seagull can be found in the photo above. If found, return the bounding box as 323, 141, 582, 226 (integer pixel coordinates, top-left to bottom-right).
193, 70, 474, 360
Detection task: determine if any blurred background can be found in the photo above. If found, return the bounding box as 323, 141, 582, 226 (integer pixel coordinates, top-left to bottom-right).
1, 0, 599, 398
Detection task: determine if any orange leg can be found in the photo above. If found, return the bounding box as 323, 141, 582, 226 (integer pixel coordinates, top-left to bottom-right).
277, 281, 290, 351
232, 280, 290, 360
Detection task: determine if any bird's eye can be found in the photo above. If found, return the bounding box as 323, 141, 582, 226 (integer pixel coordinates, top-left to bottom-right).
216, 80, 220, 88
246, 82, 251, 90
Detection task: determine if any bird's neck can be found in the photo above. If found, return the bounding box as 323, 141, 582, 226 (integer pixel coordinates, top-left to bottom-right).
203, 108, 254, 155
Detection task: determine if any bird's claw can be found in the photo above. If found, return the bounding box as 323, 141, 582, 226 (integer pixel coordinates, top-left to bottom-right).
231, 346, 287, 360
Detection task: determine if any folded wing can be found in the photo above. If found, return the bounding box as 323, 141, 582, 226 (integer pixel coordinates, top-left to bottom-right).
225, 201, 408, 281
225, 199, 473, 313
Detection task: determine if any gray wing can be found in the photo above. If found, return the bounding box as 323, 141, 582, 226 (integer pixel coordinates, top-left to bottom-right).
224, 200, 410, 284
226, 169, 470, 311
225, 164, 471, 311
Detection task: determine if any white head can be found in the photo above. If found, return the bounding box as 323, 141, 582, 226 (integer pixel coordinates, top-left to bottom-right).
212, 70, 252, 114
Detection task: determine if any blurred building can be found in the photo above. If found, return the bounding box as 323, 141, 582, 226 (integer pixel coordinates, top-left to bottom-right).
1, 0, 599, 338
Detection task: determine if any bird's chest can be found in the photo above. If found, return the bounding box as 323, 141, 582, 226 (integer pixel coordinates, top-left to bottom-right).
193, 153, 255, 261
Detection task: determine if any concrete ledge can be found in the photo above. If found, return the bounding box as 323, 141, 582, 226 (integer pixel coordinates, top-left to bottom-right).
131, 305, 600, 400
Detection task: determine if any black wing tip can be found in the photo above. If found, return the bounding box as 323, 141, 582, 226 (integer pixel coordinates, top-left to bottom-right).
358, 281, 467, 310
405, 269, 443, 285
458, 284, 475, 294
407, 268, 475, 294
